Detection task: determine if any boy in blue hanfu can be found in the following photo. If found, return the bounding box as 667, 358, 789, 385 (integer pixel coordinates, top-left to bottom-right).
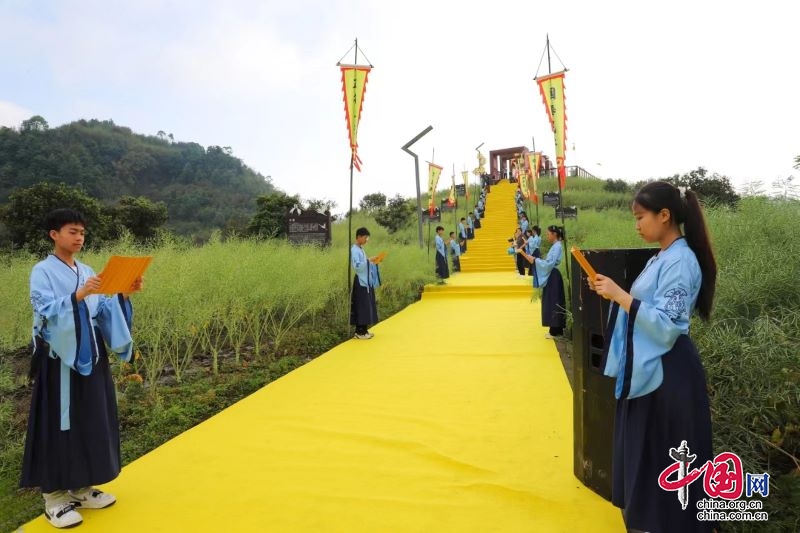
434, 226, 449, 283
457, 218, 468, 253
447, 231, 461, 272
20, 209, 143, 529
350, 227, 379, 340
589, 181, 717, 533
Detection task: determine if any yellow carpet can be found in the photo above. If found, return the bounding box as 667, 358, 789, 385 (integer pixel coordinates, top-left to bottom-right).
19, 271, 623, 533
460, 180, 522, 273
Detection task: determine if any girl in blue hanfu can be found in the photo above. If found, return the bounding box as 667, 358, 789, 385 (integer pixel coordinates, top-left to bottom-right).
589, 182, 717, 533
20, 209, 143, 529
517, 225, 566, 339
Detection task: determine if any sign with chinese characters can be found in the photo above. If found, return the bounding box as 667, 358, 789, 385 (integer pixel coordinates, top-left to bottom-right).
543, 191, 560, 207
287, 209, 331, 245
555, 206, 578, 219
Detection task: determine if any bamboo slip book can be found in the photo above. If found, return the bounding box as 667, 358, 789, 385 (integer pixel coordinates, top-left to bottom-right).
96, 255, 153, 294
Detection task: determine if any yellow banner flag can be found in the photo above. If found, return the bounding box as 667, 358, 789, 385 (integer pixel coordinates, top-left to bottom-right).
340, 65, 371, 171
527, 152, 542, 202
428, 163, 443, 213
536, 71, 567, 188
461, 170, 470, 199
518, 152, 530, 200
448, 174, 456, 205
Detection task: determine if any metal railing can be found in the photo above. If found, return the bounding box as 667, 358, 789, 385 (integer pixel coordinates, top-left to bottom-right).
538, 166, 597, 179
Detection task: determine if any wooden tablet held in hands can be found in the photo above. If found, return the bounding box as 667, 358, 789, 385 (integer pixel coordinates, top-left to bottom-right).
97, 256, 153, 294
570, 247, 597, 281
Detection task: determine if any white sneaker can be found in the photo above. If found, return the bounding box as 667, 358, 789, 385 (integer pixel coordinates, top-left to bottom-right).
68, 487, 116, 509
44, 502, 83, 529
544, 333, 562, 340
354, 332, 372, 340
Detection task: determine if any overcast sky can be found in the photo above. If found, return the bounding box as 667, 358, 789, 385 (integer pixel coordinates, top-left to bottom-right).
1, 0, 798, 212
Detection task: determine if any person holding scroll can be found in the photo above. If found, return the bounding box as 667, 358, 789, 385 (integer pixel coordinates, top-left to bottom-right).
350, 227, 379, 340
588, 181, 717, 533
517, 225, 565, 338
21, 209, 143, 529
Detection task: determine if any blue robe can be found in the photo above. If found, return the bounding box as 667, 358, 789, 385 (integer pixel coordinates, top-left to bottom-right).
601, 238, 714, 532
21, 255, 134, 492
435, 235, 449, 279
350, 244, 378, 327
534, 241, 565, 329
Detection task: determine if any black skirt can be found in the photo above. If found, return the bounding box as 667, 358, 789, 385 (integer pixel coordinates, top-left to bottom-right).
350, 277, 378, 327
540, 267, 566, 328
435, 253, 450, 279
20, 332, 121, 493
613, 335, 716, 533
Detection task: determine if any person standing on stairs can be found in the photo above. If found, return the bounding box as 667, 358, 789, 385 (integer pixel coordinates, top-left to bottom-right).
434, 226, 450, 283
521, 226, 542, 278
447, 232, 462, 273
517, 225, 566, 339
512, 227, 527, 278
458, 218, 468, 253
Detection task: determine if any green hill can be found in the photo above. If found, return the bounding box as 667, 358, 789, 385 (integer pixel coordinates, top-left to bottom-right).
0, 117, 275, 235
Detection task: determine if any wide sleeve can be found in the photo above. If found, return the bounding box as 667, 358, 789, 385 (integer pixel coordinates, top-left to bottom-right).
351, 245, 368, 276
632, 259, 694, 350
369, 263, 381, 288
30, 264, 96, 374
534, 242, 561, 280
96, 294, 134, 362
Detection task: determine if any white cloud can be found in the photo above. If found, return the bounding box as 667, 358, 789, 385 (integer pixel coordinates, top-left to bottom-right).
0, 101, 34, 129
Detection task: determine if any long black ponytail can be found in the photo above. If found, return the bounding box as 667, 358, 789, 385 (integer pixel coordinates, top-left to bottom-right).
634, 181, 717, 321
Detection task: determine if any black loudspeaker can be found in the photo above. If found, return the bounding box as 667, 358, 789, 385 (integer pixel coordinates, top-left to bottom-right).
571, 248, 657, 501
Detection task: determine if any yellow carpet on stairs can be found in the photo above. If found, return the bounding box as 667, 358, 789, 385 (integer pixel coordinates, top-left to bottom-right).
460, 180, 524, 273
19, 273, 623, 533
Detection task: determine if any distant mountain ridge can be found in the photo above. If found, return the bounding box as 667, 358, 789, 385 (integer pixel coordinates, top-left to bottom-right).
0, 117, 275, 235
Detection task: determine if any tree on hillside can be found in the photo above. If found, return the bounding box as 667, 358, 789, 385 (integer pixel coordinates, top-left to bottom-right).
603, 179, 630, 193
0, 182, 112, 253
374, 195, 415, 234
771, 176, 799, 201
111, 196, 169, 240
794, 155, 799, 170
666, 167, 740, 207
247, 192, 301, 239
305, 198, 337, 214
20, 115, 49, 133
359, 192, 387, 212
740, 180, 766, 197
0, 116, 275, 236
